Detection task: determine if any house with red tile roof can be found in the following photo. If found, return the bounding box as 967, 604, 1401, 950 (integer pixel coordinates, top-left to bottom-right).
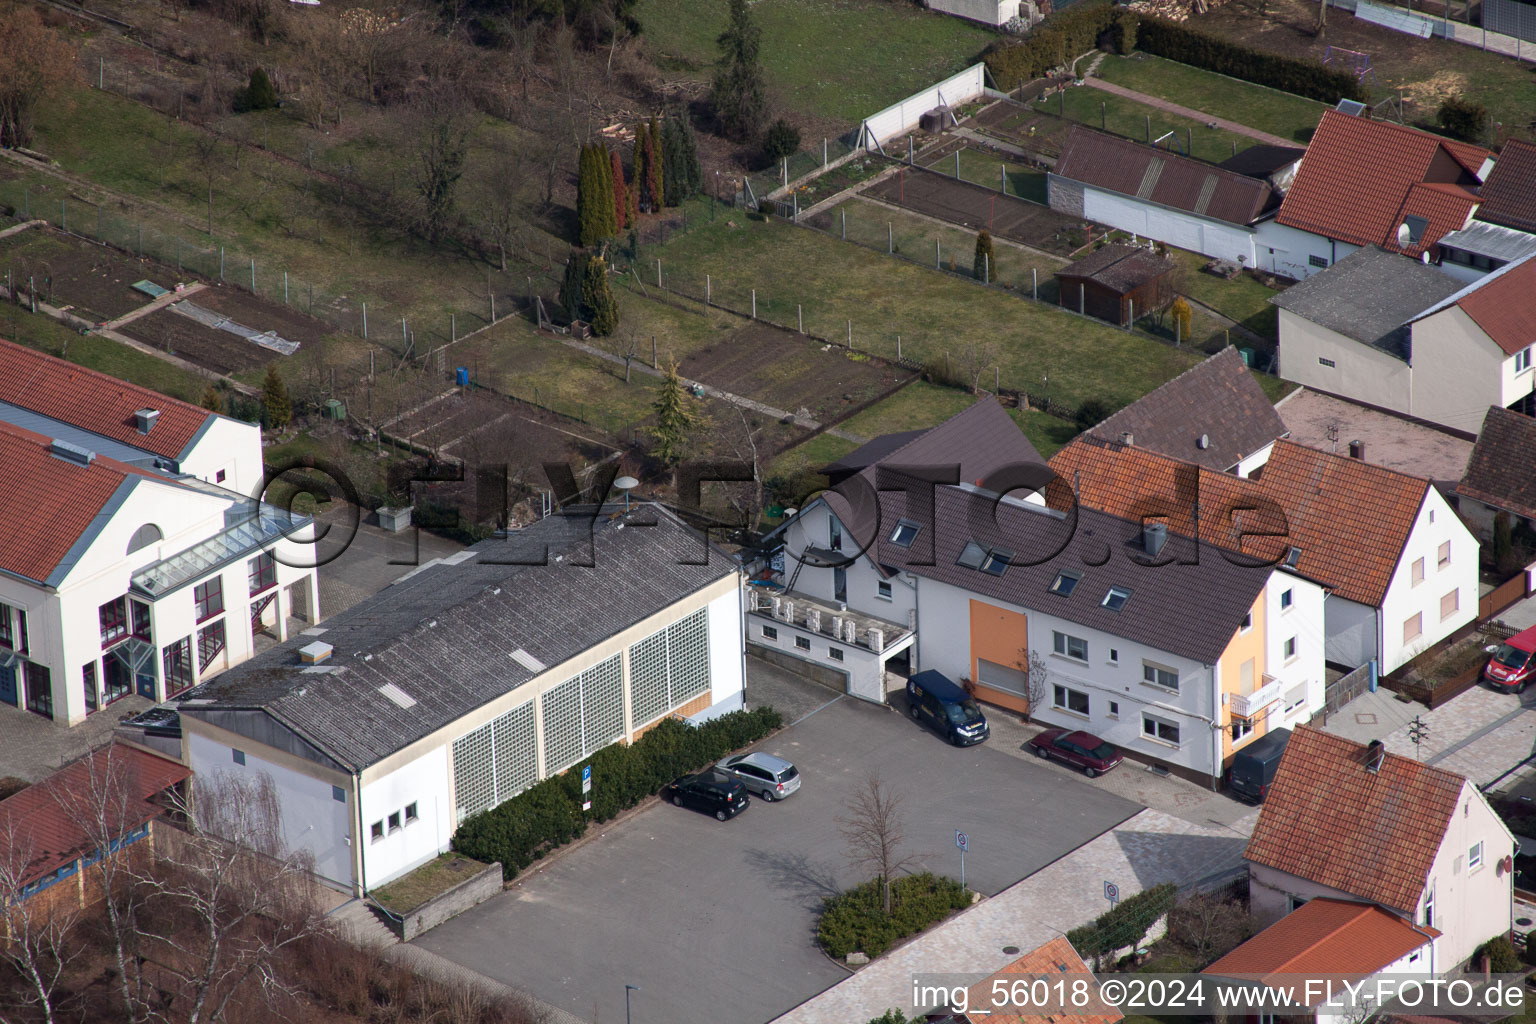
1050, 436, 1478, 674
0, 743, 189, 916
0, 413, 318, 727
1203, 897, 1438, 1024
928, 936, 1122, 1024
1243, 727, 1512, 971
1253, 110, 1493, 281
1457, 405, 1536, 543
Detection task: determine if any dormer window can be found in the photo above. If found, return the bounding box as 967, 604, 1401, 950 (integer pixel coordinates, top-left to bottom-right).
1101, 586, 1133, 612
889, 519, 921, 548
1050, 570, 1082, 597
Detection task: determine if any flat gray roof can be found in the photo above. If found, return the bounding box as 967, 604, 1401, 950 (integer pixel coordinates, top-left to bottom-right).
1437, 221, 1536, 262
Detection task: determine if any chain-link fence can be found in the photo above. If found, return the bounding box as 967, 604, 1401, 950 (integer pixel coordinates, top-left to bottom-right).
741, 132, 862, 206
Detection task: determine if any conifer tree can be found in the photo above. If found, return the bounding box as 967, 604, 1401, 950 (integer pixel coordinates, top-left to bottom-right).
610, 148, 629, 232
576, 145, 616, 246
199, 384, 223, 413
973, 230, 995, 281
261, 365, 291, 431
652, 360, 702, 464
661, 115, 681, 207
644, 118, 664, 211
711, 0, 767, 143
560, 250, 587, 322
677, 113, 702, 198
583, 256, 618, 336
633, 125, 651, 214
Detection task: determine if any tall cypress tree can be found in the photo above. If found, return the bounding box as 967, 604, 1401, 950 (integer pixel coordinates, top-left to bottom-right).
677, 112, 703, 198
645, 117, 664, 212
560, 250, 587, 322
634, 123, 653, 214
583, 255, 618, 336
576, 145, 616, 245
610, 148, 629, 232
711, 0, 767, 143
661, 115, 681, 207
595, 145, 616, 240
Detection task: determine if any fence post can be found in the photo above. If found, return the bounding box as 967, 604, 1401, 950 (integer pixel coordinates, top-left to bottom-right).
908, 136, 914, 165
888, 223, 893, 254
1101, 100, 1106, 130
823, 138, 828, 170
1080, 283, 1085, 315
29, 276, 36, 313
935, 239, 940, 269
1001, 163, 1006, 194
99, 57, 103, 89
1127, 299, 1134, 331
847, 320, 852, 348
1146, 115, 1151, 143
984, 254, 989, 286
706, 274, 711, 305
61, 199, 67, 233
782, 158, 788, 187
841, 209, 846, 240
995, 366, 1000, 392
897, 335, 902, 359
250, 258, 255, 293
451, 313, 456, 343
362, 302, 367, 339
283, 271, 288, 305
656, 258, 662, 288
1187, 128, 1192, 155
1175, 315, 1181, 347
798, 304, 803, 334
219, 247, 225, 282
751, 289, 756, 319
1032, 268, 1037, 300
490, 294, 496, 322
955, 150, 961, 179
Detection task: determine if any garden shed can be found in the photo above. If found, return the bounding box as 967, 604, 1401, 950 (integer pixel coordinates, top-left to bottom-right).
1055, 244, 1176, 326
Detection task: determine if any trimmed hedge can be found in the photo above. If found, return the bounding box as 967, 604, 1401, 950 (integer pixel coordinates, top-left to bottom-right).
1134, 16, 1365, 104
818, 873, 971, 960
983, 1, 1120, 88
1067, 882, 1177, 959
452, 706, 783, 879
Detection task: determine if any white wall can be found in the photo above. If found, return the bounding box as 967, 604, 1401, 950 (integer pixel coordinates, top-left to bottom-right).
1409, 305, 1519, 434
862, 65, 987, 148
1314, 942, 1434, 1024
1262, 573, 1329, 727
1324, 596, 1378, 669
1235, 441, 1276, 478
186, 729, 354, 889
1379, 489, 1480, 675
781, 502, 919, 626
1254, 221, 1356, 280
1079, 186, 1258, 265
177, 416, 264, 499
1422, 781, 1516, 968
926, 0, 1019, 26
1276, 308, 1413, 412
701, 587, 746, 719
360, 746, 454, 889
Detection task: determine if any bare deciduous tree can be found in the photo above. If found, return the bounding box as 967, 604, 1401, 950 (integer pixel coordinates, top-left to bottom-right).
1168, 889, 1254, 966
0, 818, 84, 1024
192, 133, 224, 237
411, 90, 472, 243
1016, 647, 1048, 722
838, 771, 921, 915
961, 339, 1002, 396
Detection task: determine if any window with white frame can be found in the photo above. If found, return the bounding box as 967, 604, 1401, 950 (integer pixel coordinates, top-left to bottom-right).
387, 811, 401, 833
1231, 716, 1253, 742
1440, 588, 1459, 621
889, 520, 921, 548
1280, 589, 1293, 610
1404, 613, 1423, 643
829, 647, 844, 662
1284, 636, 1297, 660
1050, 570, 1082, 597
795, 636, 811, 650
370, 821, 384, 842
1053, 631, 1088, 662
760, 625, 778, 640
1101, 586, 1133, 612
1053, 684, 1089, 716
1438, 540, 1451, 568
1107, 700, 1119, 717
1142, 663, 1179, 691
1142, 714, 1180, 745
404, 802, 418, 824
1469, 841, 1484, 870
877, 581, 892, 601
1421, 887, 1434, 928
1240, 612, 1252, 633
1411, 557, 1425, 586
1518, 347, 1533, 373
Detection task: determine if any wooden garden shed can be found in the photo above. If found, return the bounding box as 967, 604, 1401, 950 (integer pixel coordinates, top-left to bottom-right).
1055, 244, 1176, 327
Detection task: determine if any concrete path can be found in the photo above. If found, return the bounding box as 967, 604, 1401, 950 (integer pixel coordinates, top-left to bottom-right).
1448, 21, 1536, 64
1080, 79, 1296, 147
952, 126, 1035, 162
1496, 590, 1536, 632
99, 281, 206, 331
771, 807, 1255, 1024
0, 219, 44, 240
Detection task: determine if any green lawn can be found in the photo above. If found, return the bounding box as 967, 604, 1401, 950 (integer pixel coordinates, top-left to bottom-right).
764, 431, 859, 490
1095, 54, 1329, 146
1168, 250, 1282, 344
635, 0, 995, 126
818, 198, 1067, 301
1011, 407, 1080, 458
923, 147, 1048, 204
0, 303, 208, 402
649, 217, 1202, 413
1034, 86, 1270, 166
839, 380, 976, 438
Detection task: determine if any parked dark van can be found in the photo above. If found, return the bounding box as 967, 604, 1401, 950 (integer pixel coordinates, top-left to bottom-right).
905, 670, 989, 746
1228, 727, 1292, 803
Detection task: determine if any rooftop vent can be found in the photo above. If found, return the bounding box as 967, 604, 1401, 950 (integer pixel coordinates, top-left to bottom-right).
134, 408, 160, 434
1348, 439, 1365, 460
298, 640, 333, 665
1365, 739, 1385, 774
1197, 434, 1210, 450
50, 438, 96, 466
1120, 431, 1135, 446
1143, 521, 1168, 557
510, 648, 546, 673
377, 682, 417, 709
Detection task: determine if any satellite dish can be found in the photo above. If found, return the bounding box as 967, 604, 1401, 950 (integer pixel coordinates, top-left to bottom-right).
614, 475, 640, 512
1397, 222, 1412, 248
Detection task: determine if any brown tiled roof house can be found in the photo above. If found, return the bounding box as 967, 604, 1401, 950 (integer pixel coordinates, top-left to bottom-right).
1458, 406, 1536, 526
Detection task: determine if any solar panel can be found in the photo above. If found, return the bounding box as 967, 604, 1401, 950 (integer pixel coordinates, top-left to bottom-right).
1335, 99, 1368, 116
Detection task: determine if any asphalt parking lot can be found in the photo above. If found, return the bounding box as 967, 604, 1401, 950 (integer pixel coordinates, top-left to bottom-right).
415, 670, 1140, 1024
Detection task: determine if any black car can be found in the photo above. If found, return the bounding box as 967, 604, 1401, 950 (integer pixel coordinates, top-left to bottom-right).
666, 772, 750, 821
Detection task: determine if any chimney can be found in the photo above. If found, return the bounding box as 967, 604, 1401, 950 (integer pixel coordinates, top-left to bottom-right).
1348, 439, 1364, 460
1143, 521, 1168, 557
299, 640, 333, 665
1365, 739, 1385, 773
135, 408, 160, 435
1120, 431, 1135, 446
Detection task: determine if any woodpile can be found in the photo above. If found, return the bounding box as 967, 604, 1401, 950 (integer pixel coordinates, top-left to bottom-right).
1122, 0, 1234, 22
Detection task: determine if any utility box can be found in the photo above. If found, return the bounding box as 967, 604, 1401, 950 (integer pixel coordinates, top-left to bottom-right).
323, 398, 346, 420
375, 506, 413, 532
456, 366, 469, 387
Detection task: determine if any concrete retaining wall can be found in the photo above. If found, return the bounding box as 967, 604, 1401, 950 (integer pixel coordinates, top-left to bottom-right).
747, 645, 848, 694
389, 861, 504, 942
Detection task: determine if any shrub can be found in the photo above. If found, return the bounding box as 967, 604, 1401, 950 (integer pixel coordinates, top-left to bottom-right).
1477, 935, 1522, 974
1134, 18, 1364, 103
233, 67, 279, 113
1067, 882, 1177, 961
1074, 396, 1118, 431
763, 118, 801, 163
974, 229, 995, 281
983, 1, 1116, 88
1169, 296, 1193, 340
1438, 97, 1488, 143
817, 873, 970, 960
1108, 9, 1138, 54
454, 706, 783, 879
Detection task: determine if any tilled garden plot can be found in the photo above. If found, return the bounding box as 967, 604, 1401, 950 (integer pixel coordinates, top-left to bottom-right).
862, 165, 1086, 256
122, 307, 277, 375
0, 226, 179, 322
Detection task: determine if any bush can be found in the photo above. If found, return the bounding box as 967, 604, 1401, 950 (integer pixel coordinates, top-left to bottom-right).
1135, 18, 1364, 103
1476, 935, 1522, 974
454, 706, 783, 879
817, 873, 971, 959
983, 1, 1116, 88
1067, 882, 1177, 961
1438, 97, 1488, 143
1108, 8, 1138, 54
1074, 397, 1118, 431
763, 118, 801, 163
233, 67, 279, 113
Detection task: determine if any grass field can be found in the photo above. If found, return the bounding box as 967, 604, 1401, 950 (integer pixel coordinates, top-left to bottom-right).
634, 0, 995, 126
648, 217, 1202, 413
1034, 85, 1270, 165
0, 303, 209, 402
764, 432, 860, 488
924, 147, 1049, 204
1169, 250, 1282, 344
1095, 54, 1329, 146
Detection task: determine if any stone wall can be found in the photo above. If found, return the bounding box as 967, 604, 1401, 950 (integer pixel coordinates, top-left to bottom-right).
389, 861, 504, 942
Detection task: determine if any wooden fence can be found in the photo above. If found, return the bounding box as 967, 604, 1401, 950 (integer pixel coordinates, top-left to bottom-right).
1481, 572, 1530, 621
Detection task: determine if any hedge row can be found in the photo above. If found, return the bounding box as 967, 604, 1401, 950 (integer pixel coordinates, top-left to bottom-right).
1134, 16, 1365, 104
983, 1, 1121, 89
1066, 881, 1177, 959
452, 706, 784, 880
818, 873, 972, 960
983, 7, 1363, 104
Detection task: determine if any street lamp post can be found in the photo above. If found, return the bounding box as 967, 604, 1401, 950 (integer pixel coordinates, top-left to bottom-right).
626, 984, 640, 1024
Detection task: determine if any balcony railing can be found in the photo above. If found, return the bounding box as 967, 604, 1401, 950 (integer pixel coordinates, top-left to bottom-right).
1230, 675, 1281, 719
131, 503, 309, 598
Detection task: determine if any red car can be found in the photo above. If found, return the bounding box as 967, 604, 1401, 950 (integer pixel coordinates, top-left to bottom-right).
1028, 728, 1124, 778
1484, 625, 1536, 694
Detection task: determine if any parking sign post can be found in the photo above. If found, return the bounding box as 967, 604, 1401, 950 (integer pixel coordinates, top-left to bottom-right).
582, 765, 593, 812
956, 830, 968, 889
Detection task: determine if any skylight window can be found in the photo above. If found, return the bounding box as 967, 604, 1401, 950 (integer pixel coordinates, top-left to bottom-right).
1101, 586, 1133, 612
1050, 570, 1082, 597
980, 549, 1012, 577
956, 541, 988, 570
889, 519, 921, 548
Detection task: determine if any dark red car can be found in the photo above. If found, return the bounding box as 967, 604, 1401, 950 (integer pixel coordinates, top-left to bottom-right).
1028, 729, 1124, 778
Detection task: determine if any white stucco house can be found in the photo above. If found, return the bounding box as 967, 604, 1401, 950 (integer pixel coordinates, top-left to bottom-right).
0, 338, 316, 726
1274, 248, 1536, 435
164, 504, 746, 894
1054, 436, 1479, 675
767, 401, 1329, 785
1244, 727, 1514, 972
1252, 109, 1493, 281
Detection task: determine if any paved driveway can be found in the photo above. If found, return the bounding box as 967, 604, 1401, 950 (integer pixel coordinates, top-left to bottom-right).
415, 681, 1139, 1024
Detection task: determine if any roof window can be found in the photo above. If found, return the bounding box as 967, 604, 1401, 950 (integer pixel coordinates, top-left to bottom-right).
1101, 586, 1133, 612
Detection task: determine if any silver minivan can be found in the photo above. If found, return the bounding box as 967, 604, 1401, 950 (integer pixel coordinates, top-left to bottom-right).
716, 752, 801, 801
